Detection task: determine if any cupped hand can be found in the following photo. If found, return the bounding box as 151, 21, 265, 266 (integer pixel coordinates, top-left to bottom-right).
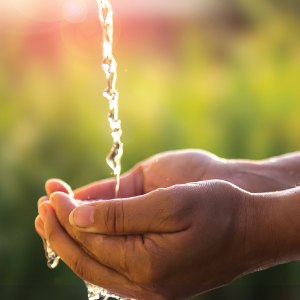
38, 180, 300, 300
36, 149, 221, 223
37, 149, 300, 208
38, 180, 254, 299
35, 149, 300, 299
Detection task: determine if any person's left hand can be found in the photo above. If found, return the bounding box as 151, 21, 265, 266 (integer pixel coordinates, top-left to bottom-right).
35, 179, 299, 300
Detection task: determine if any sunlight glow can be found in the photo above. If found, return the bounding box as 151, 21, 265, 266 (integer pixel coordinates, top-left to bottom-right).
62, 0, 88, 23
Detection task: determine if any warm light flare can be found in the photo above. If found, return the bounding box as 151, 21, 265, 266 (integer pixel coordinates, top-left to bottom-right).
0, 0, 91, 23
1, 0, 208, 23
62, 0, 88, 23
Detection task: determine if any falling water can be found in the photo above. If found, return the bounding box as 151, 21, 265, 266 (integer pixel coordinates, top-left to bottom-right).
98, 0, 124, 196
43, 1, 124, 299
82, 2, 124, 298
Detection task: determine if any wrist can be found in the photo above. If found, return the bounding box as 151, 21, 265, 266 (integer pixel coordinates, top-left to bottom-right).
223, 159, 295, 192
243, 189, 300, 274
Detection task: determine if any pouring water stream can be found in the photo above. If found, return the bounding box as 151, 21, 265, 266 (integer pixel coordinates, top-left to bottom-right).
44, 1, 125, 299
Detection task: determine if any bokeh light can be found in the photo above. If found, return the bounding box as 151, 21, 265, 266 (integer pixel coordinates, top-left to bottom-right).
62, 0, 88, 24
1, 0, 300, 299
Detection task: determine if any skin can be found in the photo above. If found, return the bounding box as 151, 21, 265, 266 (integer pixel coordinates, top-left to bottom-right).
35, 150, 300, 299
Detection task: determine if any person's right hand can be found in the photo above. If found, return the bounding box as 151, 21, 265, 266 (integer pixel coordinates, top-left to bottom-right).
136, 150, 300, 193
41, 150, 300, 204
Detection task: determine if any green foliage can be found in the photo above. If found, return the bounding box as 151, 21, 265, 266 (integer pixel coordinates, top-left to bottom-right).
0, 6, 299, 300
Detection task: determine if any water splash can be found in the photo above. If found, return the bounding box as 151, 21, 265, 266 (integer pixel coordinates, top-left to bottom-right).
85, 282, 122, 300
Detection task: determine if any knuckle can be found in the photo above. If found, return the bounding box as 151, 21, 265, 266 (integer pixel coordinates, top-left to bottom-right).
155, 187, 176, 209
103, 200, 125, 234
199, 180, 239, 203
211, 180, 235, 193
161, 186, 190, 224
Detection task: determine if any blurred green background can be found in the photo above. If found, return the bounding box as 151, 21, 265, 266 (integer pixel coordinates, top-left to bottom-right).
1, 0, 300, 299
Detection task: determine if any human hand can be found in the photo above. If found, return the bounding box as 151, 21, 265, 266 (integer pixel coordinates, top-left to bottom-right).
35, 150, 300, 298
36, 180, 300, 299
38, 150, 300, 208
36, 180, 247, 299
136, 150, 300, 193
129, 149, 299, 193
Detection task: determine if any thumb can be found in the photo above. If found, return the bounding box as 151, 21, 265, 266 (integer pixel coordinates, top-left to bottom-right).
69, 187, 189, 235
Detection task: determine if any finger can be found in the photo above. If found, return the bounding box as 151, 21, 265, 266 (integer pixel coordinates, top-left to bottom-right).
70, 186, 191, 235
43, 203, 139, 298
38, 196, 49, 208
35, 216, 45, 238
38, 200, 51, 223
74, 165, 144, 200
45, 178, 74, 197
50, 192, 137, 274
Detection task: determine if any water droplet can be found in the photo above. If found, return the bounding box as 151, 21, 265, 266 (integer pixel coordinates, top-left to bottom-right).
43, 239, 60, 269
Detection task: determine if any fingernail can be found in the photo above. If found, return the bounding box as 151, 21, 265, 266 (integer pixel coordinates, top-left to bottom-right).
39, 204, 48, 222
69, 206, 95, 228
